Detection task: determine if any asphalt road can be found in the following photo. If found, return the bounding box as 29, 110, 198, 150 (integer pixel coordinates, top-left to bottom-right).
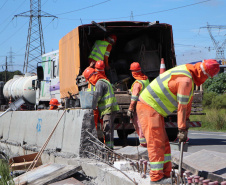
114, 130, 226, 153
187, 130, 226, 153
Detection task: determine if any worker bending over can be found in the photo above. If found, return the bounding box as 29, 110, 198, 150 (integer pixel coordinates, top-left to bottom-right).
49, 98, 60, 110
136, 59, 220, 184
88, 34, 117, 70
127, 62, 149, 147
83, 66, 119, 149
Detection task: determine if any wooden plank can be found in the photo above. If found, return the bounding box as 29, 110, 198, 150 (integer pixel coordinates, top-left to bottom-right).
13, 163, 82, 185
11, 160, 42, 171
49, 177, 84, 185
9, 153, 42, 171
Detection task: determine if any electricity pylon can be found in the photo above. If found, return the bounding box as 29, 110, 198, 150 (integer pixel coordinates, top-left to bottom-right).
14, 0, 57, 73
201, 23, 226, 61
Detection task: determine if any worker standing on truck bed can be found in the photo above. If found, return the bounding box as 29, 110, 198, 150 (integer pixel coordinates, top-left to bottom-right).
83, 67, 119, 149
136, 59, 220, 184
127, 62, 149, 147
49, 98, 60, 110
88, 34, 117, 70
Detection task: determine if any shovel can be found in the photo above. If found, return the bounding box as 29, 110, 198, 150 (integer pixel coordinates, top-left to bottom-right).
0, 98, 25, 118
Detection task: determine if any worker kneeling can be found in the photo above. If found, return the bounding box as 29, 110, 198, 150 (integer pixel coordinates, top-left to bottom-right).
83, 66, 119, 149
128, 62, 149, 147
136, 59, 220, 184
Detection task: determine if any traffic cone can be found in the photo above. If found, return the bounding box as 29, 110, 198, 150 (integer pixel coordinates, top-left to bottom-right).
160, 58, 166, 74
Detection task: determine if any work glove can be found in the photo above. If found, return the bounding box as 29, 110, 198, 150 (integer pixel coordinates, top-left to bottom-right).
89, 61, 95, 68
177, 130, 188, 143
127, 110, 134, 119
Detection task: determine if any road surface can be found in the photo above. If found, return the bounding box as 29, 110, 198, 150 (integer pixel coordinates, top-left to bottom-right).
114, 130, 226, 153
187, 130, 226, 153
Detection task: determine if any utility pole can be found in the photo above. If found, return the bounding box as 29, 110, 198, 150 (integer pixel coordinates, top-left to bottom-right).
5, 56, 7, 82
200, 23, 226, 60
14, 0, 57, 73
130, 11, 134, 21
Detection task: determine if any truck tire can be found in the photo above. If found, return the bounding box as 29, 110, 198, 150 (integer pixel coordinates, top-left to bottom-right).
166, 128, 178, 141
117, 129, 135, 140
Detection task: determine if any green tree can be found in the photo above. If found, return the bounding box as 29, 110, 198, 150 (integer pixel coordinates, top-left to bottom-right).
0, 70, 23, 82
203, 72, 226, 94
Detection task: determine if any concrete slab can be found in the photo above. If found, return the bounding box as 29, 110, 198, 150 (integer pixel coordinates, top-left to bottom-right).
171, 149, 226, 182
49, 177, 84, 185
13, 163, 81, 185
115, 145, 148, 160
113, 160, 133, 171
80, 159, 151, 185
0, 109, 97, 159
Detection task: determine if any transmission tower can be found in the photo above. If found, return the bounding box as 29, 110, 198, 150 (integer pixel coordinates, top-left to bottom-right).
14, 0, 57, 73
8, 47, 15, 71
201, 23, 226, 61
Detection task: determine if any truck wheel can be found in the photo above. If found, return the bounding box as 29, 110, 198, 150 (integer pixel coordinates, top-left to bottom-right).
166, 128, 178, 141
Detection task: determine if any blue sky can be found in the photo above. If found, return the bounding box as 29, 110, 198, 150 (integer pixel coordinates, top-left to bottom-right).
0, 0, 225, 72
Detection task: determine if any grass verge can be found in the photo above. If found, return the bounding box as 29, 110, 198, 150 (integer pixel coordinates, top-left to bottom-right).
0, 159, 14, 185
190, 108, 226, 132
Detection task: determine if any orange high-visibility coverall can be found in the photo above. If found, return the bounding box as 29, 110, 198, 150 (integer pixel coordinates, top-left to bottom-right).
49, 105, 58, 110
129, 82, 147, 147
137, 75, 193, 181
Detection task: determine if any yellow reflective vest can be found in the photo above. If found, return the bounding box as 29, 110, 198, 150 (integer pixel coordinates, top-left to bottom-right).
140, 65, 194, 117
131, 79, 149, 101
89, 40, 111, 61
97, 79, 119, 117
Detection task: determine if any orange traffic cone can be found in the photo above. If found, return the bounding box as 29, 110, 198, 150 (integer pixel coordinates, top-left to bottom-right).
160, 58, 166, 74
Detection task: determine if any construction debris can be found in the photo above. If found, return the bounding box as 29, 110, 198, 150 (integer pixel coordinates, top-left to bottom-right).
9, 152, 42, 171
13, 163, 82, 185
48, 177, 84, 185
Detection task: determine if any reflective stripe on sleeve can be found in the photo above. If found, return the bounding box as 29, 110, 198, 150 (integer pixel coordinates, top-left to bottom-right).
105, 51, 110, 57
139, 137, 147, 144
131, 95, 138, 101
177, 94, 190, 105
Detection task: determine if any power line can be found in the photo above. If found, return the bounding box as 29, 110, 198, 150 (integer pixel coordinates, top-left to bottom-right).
58, 0, 212, 21
55, 0, 111, 16
200, 22, 226, 60
0, 0, 26, 26
0, 21, 29, 47
0, 0, 8, 10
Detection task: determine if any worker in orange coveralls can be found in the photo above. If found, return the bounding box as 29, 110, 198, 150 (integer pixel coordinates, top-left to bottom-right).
127, 62, 149, 147
136, 59, 220, 184
49, 98, 60, 110
83, 67, 119, 149
88, 34, 117, 70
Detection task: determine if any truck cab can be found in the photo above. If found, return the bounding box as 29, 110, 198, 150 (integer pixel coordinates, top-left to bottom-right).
36, 50, 60, 109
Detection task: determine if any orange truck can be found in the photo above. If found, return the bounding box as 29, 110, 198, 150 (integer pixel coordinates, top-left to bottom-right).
47, 21, 203, 140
